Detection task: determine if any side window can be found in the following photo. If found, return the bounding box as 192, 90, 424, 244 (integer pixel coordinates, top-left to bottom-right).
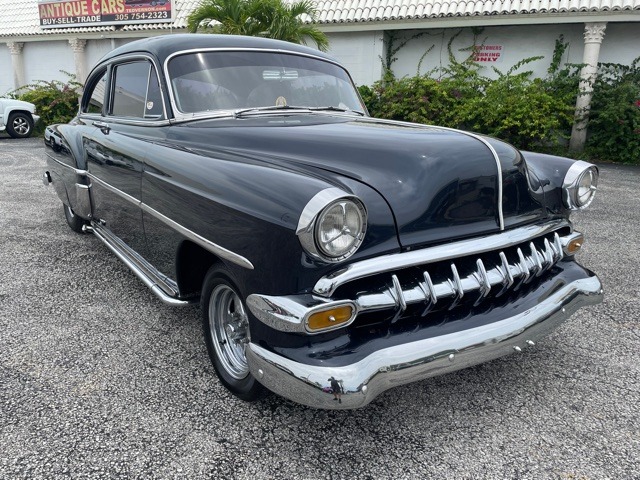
145, 65, 163, 119
110, 61, 164, 119
83, 70, 107, 114
111, 61, 148, 118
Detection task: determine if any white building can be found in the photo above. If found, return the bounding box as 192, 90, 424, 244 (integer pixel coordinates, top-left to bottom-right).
1, 0, 638, 95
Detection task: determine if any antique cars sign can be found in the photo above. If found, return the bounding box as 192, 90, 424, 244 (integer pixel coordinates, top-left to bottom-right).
42, 35, 603, 409
37, 0, 172, 28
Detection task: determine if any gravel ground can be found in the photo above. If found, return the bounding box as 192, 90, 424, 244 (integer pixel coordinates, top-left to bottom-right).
1, 136, 638, 479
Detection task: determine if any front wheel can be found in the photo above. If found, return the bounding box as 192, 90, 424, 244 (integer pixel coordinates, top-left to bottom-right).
202, 265, 266, 401
6, 112, 34, 138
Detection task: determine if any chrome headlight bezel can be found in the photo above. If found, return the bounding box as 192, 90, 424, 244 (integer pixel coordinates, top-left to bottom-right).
562, 160, 599, 210
297, 188, 367, 263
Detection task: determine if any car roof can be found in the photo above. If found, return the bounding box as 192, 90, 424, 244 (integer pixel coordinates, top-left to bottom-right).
100, 34, 337, 66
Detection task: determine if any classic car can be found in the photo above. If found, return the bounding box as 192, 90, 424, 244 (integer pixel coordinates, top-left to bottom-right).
42, 34, 603, 409
0, 98, 39, 138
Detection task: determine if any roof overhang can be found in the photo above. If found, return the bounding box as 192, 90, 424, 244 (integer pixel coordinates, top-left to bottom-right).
316, 11, 640, 32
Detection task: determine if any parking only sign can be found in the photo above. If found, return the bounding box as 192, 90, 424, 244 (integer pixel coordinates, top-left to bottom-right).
472, 45, 504, 63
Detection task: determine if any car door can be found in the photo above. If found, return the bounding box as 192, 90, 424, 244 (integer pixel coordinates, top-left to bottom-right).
84, 59, 162, 255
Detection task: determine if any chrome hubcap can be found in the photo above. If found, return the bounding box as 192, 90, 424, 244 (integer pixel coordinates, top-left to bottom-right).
13, 117, 29, 135
209, 284, 249, 380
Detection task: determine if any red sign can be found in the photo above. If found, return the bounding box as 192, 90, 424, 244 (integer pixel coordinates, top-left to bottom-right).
38, 0, 172, 28
472, 45, 504, 63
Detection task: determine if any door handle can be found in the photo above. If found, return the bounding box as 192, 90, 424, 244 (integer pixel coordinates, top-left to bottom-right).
94, 121, 111, 134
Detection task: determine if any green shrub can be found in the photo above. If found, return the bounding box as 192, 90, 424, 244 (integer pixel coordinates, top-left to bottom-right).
11, 75, 81, 131
586, 61, 640, 164
360, 57, 577, 151
458, 60, 575, 150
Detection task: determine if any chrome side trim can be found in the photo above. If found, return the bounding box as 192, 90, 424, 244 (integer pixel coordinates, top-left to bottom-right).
87, 172, 139, 206
246, 275, 603, 409
314, 220, 569, 297
45, 153, 87, 176
140, 203, 254, 270
86, 173, 254, 270
84, 223, 195, 307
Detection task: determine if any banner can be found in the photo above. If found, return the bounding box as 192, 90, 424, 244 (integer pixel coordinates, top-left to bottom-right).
38, 0, 172, 28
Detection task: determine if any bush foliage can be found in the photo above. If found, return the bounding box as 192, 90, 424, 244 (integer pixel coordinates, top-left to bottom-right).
10, 76, 81, 131
586, 60, 640, 164
359, 37, 639, 164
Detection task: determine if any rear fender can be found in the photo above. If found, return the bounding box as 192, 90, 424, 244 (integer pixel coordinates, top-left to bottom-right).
44, 123, 93, 219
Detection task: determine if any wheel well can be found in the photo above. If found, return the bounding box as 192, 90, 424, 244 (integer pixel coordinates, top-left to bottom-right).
8, 109, 33, 119
175, 241, 220, 298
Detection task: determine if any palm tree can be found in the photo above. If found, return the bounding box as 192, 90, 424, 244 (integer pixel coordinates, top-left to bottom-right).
257, 0, 329, 52
187, 0, 329, 52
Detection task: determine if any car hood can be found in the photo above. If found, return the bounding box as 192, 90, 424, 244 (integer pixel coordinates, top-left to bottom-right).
173, 115, 545, 248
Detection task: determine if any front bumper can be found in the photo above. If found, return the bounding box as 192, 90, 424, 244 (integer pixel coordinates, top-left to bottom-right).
246, 275, 603, 409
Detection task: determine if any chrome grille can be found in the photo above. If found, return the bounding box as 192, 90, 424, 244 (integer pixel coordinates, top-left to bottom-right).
354, 231, 567, 318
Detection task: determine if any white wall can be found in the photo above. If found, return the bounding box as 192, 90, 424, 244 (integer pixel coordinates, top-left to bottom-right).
326, 31, 385, 86
23, 40, 75, 86
389, 24, 585, 81
386, 22, 638, 84
0, 44, 11, 95
599, 22, 640, 66
1, 22, 636, 95
86, 38, 117, 73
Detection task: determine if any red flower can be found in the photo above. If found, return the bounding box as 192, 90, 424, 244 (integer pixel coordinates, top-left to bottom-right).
635, 100, 640, 108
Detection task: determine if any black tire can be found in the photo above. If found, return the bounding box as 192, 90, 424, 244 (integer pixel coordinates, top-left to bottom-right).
6, 112, 34, 139
202, 265, 266, 401
63, 204, 86, 233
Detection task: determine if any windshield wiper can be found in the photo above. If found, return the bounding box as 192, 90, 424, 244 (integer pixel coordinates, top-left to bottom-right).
234, 105, 304, 118
234, 105, 365, 118
307, 106, 365, 116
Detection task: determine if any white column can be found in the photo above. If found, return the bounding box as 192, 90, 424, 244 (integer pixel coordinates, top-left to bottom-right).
7, 42, 25, 90
69, 38, 87, 84
569, 22, 607, 152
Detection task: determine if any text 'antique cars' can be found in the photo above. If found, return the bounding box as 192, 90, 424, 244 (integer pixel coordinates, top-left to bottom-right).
43, 34, 603, 409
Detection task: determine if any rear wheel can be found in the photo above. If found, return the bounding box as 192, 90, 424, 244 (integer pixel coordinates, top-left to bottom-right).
63, 204, 86, 233
202, 265, 265, 401
6, 112, 34, 138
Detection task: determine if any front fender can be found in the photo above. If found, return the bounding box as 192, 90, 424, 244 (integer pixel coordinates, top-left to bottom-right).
521, 151, 577, 216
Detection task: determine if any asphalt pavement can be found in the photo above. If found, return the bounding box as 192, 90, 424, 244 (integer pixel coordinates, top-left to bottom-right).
1, 136, 638, 479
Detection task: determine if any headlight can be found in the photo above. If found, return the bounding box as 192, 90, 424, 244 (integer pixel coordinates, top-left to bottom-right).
297, 188, 367, 263
562, 161, 598, 210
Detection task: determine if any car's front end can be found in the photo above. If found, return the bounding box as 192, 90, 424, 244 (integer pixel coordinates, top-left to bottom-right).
239, 132, 603, 409
247, 220, 601, 408
155, 39, 603, 408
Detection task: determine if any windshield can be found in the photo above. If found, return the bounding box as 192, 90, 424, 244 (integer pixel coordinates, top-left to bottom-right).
167, 51, 364, 115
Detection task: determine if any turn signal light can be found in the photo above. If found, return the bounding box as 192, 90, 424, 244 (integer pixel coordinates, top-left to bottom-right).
565, 235, 584, 255
307, 305, 354, 332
